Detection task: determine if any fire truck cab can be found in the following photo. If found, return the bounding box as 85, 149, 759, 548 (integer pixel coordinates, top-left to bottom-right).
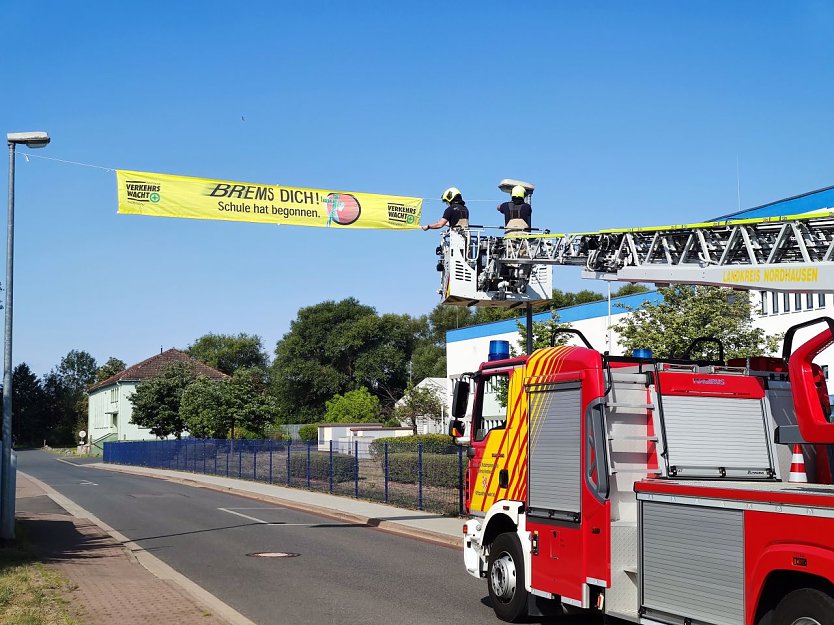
453, 319, 834, 625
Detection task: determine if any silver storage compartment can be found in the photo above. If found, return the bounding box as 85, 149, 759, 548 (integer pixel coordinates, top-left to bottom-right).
641, 501, 744, 625
528, 381, 581, 520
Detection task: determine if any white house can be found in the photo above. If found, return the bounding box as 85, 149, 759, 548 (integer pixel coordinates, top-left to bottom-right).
86, 348, 227, 454
316, 423, 412, 458
395, 377, 449, 434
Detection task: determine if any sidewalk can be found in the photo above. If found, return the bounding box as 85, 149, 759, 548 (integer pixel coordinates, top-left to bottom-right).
15, 471, 256, 625
87, 462, 464, 548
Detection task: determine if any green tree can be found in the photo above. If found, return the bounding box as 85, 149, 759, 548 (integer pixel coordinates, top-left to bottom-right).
613, 283, 650, 297
129, 362, 196, 438
550, 288, 604, 309
394, 384, 445, 434
515, 311, 574, 352
40, 350, 98, 446
613, 286, 780, 359
12, 363, 48, 446
186, 333, 269, 375
179, 376, 232, 438
271, 298, 419, 422
96, 357, 126, 382
227, 367, 280, 436
324, 387, 380, 423
298, 423, 320, 442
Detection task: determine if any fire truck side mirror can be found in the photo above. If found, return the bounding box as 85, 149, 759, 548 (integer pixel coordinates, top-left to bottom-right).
448, 419, 466, 438
451, 380, 470, 419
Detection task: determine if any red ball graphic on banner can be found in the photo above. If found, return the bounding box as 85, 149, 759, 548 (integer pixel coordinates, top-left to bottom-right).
324, 193, 361, 226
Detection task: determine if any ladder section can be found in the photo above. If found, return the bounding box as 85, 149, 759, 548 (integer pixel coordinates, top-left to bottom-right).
603, 368, 663, 523
438, 211, 834, 305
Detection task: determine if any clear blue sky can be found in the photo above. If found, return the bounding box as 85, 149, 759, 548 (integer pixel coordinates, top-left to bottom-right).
2, 1, 834, 375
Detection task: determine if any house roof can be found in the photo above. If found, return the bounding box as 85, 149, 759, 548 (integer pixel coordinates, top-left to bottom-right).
711, 184, 834, 221
88, 348, 228, 392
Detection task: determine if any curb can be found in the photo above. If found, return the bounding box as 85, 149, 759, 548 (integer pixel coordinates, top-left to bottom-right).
19, 471, 259, 625
89, 463, 462, 549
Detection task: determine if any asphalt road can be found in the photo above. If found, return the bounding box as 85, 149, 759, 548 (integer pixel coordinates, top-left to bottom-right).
17, 450, 588, 625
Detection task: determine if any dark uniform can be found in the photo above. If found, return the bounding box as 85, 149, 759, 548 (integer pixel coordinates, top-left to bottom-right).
443, 200, 470, 228
497, 199, 532, 233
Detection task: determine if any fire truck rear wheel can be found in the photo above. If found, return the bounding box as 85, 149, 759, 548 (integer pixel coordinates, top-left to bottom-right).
773, 588, 834, 625
487, 532, 528, 622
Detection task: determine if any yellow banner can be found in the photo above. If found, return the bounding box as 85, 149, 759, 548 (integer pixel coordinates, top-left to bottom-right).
116, 170, 422, 230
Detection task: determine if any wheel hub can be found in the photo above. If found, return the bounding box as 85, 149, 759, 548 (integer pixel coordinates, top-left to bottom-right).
791, 619, 822, 625
490, 552, 517, 602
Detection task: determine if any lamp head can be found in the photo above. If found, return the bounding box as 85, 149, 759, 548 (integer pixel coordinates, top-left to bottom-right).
7, 132, 50, 149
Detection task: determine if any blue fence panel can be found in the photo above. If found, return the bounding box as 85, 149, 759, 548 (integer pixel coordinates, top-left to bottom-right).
102, 436, 463, 515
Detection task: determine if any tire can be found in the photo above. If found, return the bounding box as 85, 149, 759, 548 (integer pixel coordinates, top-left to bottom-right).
487, 532, 528, 622
774, 588, 834, 625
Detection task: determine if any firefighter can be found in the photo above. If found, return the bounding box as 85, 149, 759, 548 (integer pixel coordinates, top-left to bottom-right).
497, 185, 532, 235
421, 187, 470, 230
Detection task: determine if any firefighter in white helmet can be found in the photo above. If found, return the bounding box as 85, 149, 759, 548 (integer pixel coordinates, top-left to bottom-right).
421, 187, 470, 231
497, 185, 531, 235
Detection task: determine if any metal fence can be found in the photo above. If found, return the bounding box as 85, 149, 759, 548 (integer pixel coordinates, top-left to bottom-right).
103, 439, 465, 515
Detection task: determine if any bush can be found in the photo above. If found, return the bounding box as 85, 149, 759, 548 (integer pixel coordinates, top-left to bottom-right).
369, 434, 456, 458
298, 423, 320, 442
386, 452, 460, 487
289, 450, 354, 483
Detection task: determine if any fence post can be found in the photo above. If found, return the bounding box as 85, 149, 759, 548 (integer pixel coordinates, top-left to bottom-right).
286, 442, 291, 486
418, 443, 423, 511
203, 439, 207, 474
238, 444, 243, 478
214, 441, 218, 475
269, 444, 273, 484
458, 445, 464, 516
193, 440, 197, 473
354, 441, 359, 498
176, 442, 180, 470
226, 442, 230, 477
253, 448, 258, 481
384, 443, 389, 503
329, 440, 334, 494
306, 442, 311, 488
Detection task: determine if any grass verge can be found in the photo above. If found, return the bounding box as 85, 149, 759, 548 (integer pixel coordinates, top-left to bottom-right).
0, 524, 77, 625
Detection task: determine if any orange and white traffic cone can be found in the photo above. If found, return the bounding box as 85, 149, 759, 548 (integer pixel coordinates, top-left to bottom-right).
789, 444, 808, 483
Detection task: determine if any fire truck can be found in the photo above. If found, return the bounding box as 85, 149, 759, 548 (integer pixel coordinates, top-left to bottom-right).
439, 182, 834, 624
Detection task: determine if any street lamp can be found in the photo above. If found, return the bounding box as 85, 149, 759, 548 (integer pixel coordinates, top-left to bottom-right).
2, 131, 50, 541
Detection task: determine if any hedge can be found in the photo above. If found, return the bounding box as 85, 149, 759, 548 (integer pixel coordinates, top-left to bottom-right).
289, 450, 354, 483
386, 452, 460, 488
369, 434, 456, 458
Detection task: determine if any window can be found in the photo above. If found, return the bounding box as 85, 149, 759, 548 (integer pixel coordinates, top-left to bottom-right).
823, 365, 830, 380
111, 414, 118, 428
772, 292, 779, 314
474, 371, 509, 442
795, 293, 802, 311
808, 293, 815, 310
784, 293, 791, 313
109, 388, 117, 403
820, 294, 827, 308
760, 292, 768, 316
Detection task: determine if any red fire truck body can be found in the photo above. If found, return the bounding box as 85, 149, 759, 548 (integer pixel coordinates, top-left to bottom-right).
456, 321, 834, 625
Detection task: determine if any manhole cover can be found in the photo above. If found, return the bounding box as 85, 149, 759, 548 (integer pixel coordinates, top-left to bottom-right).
246, 552, 300, 558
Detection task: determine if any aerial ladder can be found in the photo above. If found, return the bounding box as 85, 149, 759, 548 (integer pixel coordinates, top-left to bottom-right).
437, 180, 834, 307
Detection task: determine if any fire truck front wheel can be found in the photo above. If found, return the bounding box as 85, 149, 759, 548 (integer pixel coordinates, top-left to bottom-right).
487, 533, 528, 622
773, 588, 834, 625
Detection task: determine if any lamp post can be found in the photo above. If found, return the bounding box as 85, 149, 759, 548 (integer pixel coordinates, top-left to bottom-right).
2, 131, 50, 541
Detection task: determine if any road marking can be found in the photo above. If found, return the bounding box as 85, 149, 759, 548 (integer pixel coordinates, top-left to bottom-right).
79, 480, 98, 486
56, 458, 85, 467
218, 508, 272, 524
216, 508, 339, 527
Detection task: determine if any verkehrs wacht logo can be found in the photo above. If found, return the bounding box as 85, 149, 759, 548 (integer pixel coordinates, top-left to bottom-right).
323, 193, 361, 226
125, 180, 161, 203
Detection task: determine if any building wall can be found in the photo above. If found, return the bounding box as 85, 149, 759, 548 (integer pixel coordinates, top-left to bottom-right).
87, 381, 160, 444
